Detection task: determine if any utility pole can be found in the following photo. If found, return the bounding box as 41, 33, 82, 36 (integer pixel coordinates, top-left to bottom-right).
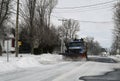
15, 0, 19, 57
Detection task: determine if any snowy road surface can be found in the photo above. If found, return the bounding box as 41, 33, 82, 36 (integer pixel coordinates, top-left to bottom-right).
0, 62, 84, 81
0, 56, 119, 81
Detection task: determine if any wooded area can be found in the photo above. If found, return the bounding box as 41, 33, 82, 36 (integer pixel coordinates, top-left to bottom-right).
0, 0, 118, 56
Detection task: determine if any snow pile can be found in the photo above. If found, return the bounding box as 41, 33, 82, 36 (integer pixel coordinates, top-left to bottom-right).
0, 56, 41, 73
0, 53, 63, 73
116, 54, 120, 58
17, 57, 40, 68
109, 55, 120, 62
38, 53, 63, 64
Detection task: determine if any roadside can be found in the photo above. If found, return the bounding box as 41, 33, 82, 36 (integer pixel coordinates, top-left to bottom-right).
0, 53, 63, 74
79, 55, 120, 81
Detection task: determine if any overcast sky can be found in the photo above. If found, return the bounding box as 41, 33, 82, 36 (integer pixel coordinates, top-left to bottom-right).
51, 0, 117, 48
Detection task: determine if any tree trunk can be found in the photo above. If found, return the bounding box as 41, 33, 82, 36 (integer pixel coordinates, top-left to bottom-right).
0, 44, 2, 56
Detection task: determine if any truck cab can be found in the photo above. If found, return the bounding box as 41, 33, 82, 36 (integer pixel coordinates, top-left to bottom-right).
64, 39, 88, 59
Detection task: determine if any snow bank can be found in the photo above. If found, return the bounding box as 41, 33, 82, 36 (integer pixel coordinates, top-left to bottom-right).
0, 53, 63, 73
17, 57, 40, 68
116, 54, 120, 58
0, 56, 41, 73
109, 55, 120, 62
37, 53, 63, 64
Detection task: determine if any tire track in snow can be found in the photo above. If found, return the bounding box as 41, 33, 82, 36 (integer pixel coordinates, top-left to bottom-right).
0, 62, 84, 81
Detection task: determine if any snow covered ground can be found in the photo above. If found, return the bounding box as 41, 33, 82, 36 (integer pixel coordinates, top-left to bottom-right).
0, 53, 120, 81
0, 53, 63, 73
109, 54, 120, 62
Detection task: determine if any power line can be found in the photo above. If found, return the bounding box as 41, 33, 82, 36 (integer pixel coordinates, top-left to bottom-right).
52, 15, 113, 24
78, 20, 113, 23
53, 6, 113, 13
55, 0, 116, 9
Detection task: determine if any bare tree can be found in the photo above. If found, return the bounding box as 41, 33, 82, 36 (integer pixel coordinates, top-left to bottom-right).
28, 0, 36, 54
34, 0, 57, 48
0, 0, 12, 56
112, 1, 120, 54
35, 0, 57, 26
85, 37, 102, 55
111, 35, 118, 55
20, 0, 58, 54
58, 19, 80, 43
0, 0, 12, 27
21, 0, 36, 54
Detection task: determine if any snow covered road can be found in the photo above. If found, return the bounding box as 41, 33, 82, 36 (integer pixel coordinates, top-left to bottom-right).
0, 54, 120, 81
0, 62, 84, 81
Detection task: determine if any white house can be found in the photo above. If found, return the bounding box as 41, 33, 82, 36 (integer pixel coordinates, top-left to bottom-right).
0, 34, 15, 53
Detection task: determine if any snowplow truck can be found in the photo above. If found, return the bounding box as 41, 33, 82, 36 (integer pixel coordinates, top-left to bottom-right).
62, 38, 88, 60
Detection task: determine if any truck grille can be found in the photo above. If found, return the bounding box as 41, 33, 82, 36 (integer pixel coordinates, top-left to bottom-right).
69, 49, 81, 54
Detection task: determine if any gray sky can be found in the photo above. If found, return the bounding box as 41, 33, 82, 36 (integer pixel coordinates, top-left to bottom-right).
51, 0, 117, 48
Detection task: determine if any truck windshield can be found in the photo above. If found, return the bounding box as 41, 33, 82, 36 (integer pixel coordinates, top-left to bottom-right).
69, 42, 84, 47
